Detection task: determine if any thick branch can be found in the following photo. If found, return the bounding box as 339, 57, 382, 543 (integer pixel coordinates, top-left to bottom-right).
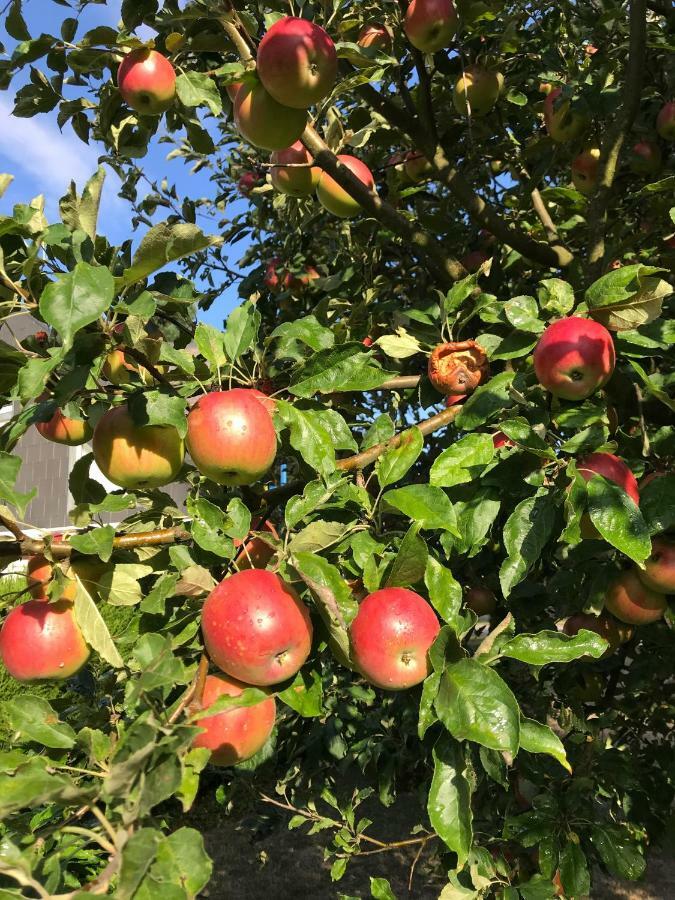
380, 376, 422, 390
0, 527, 191, 560
337, 403, 461, 472
586, 0, 647, 278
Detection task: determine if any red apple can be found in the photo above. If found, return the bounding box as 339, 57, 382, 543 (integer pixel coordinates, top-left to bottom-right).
117, 49, 176, 115
92, 404, 184, 490
257, 17, 337, 109
234, 519, 279, 570
186, 389, 277, 486
604, 570, 668, 625
571, 147, 601, 196
404, 151, 433, 183
234, 82, 307, 151
238, 172, 258, 195
629, 140, 662, 176
0, 598, 89, 681
36, 401, 92, 447
226, 81, 243, 102
492, 431, 514, 449
465, 586, 497, 616
656, 101, 675, 141
562, 612, 632, 655
248, 387, 276, 416
362, 336, 375, 348
192, 674, 276, 766
445, 394, 467, 407
350, 588, 440, 690
577, 452, 640, 504
428, 340, 489, 396
316, 155, 376, 218
202, 569, 313, 685
544, 87, 588, 143
404, 0, 458, 54
453, 66, 503, 116
270, 141, 319, 197
637, 537, 675, 593
533, 317, 615, 401
357, 23, 392, 54
461, 250, 490, 273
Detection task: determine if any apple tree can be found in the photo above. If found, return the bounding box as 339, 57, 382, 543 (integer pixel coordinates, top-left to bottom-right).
0, 1, 674, 897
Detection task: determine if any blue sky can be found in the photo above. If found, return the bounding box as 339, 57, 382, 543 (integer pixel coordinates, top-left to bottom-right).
0, 0, 245, 326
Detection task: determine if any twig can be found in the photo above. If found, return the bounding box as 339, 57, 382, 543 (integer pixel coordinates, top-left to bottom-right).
380, 376, 422, 390
122, 346, 182, 396
0, 526, 191, 560
169, 652, 210, 723
0, 511, 27, 542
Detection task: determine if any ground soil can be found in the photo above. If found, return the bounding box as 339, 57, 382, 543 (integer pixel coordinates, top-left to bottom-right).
188, 788, 674, 899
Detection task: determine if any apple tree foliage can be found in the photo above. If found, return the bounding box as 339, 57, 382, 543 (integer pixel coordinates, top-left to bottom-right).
0, 1, 674, 897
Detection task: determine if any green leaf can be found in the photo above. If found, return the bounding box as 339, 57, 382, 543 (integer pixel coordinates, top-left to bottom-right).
119, 222, 221, 286
425, 558, 462, 627
499, 418, 555, 457
78, 166, 106, 241
430, 434, 495, 487
0, 452, 35, 516
586, 265, 672, 331
277, 400, 335, 475
278, 668, 323, 718
74, 579, 124, 669
499, 493, 556, 596
587, 475, 651, 563
289, 344, 393, 397
370, 876, 397, 900
504, 295, 544, 333
435, 659, 520, 754
385, 523, 428, 588
589, 825, 646, 881
519, 717, 571, 773
39, 262, 115, 349
68, 525, 115, 562
640, 473, 675, 534
285, 478, 342, 530
538, 278, 575, 315
97, 563, 153, 607
559, 840, 590, 898
501, 629, 607, 665
428, 734, 473, 865
419, 671, 441, 739
383, 485, 459, 535
223, 301, 260, 361
187, 497, 237, 558
3, 696, 76, 749
375, 427, 423, 487
450, 491, 501, 558
175, 71, 222, 115
456, 372, 516, 430
271, 315, 334, 352
194, 322, 227, 371
16, 351, 63, 402
0, 758, 84, 818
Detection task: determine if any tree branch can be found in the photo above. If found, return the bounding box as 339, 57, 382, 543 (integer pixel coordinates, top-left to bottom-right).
337, 403, 461, 472
0, 527, 191, 560
586, 0, 647, 278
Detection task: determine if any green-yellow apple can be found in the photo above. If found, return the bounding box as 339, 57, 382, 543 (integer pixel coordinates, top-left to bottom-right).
92, 404, 184, 490
186, 388, 277, 485
404, 0, 458, 53
192, 674, 276, 766
257, 17, 337, 109
656, 101, 675, 141
0, 598, 89, 681
604, 569, 668, 625
533, 317, 615, 400
428, 340, 489, 396
453, 66, 503, 116
234, 82, 307, 151
201, 569, 313, 685
571, 147, 601, 196
544, 87, 588, 143
270, 141, 320, 197
404, 151, 433, 182
350, 588, 440, 690
102, 349, 135, 385
637, 537, 675, 593
36, 400, 92, 446
316, 155, 376, 218
117, 49, 176, 115
629, 140, 662, 175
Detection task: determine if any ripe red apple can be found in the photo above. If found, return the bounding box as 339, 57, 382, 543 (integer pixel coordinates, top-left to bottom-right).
577, 453, 640, 503
637, 537, 675, 593
604, 570, 668, 625
544, 87, 588, 143
202, 569, 313, 685
92, 404, 184, 490
270, 141, 319, 197
461, 250, 490, 273
404, 151, 433, 183
357, 23, 392, 54
316, 155, 375, 218
445, 394, 467, 407
186, 389, 277, 486
34, 330, 48, 344
234, 519, 279, 570
248, 387, 276, 416
562, 612, 632, 656
234, 82, 307, 151
656, 101, 675, 141
629, 140, 662, 176
350, 588, 440, 690
36, 401, 92, 447
533, 317, 615, 401
465, 586, 497, 616
453, 67, 503, 116
428, 340, 489, 396
362, 336, 375, 348
404, 0, 458, 54
238, 172, 258, 195
192, 674, 276, 766
117, 49, 176, 115
257, 17, 337, 109
226, 81, 243, 102
0, 598, 89, 681
571, 147, 601, 196
492, 431, 514, 449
